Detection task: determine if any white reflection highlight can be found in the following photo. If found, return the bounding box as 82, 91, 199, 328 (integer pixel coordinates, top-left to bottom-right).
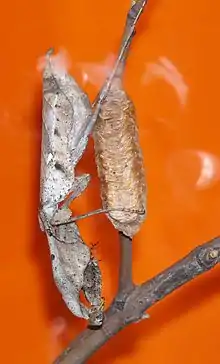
49, 316, 67, 359
37, 48, 71, 75
76, 53, 116, 88
51, 316, 67, 337
196, 151, 220, 189
167, 149, 220, 192
143, 57, 188, 107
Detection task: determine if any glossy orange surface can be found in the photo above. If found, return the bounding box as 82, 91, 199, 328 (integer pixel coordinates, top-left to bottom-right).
1, 0, 220, 363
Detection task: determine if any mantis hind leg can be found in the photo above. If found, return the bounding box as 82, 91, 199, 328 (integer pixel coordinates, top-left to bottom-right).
51, 174, 91, 226
51, 207, 145, 227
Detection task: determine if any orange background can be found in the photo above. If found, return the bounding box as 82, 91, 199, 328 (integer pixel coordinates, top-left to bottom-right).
1, 0, 220, 363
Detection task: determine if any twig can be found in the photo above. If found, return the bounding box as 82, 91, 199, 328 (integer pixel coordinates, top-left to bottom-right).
118, 233, 134, 293
105, 233, 134, 318
92, 0, 149, 107
54, 236, 220, 364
